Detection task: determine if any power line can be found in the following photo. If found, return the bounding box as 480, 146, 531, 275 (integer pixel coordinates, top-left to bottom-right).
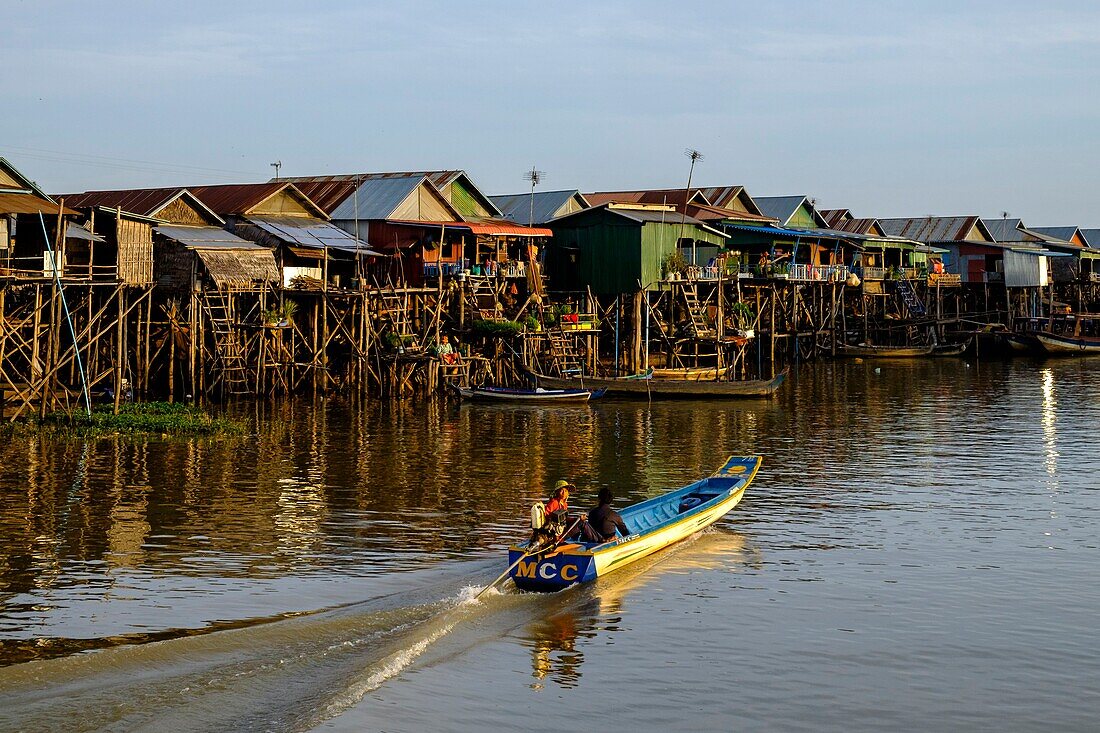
1, 144, 258, 179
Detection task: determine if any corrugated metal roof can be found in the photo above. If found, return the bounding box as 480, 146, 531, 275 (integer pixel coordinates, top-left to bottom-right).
1081, 229, 1100, 248
981, 218, 1073, 245
156, 225, 262, 250
830, 217, 880, 235
189, 183, 326, 218
62, 187, 182, 217
693, 186, 761, 214
280, 178, 359, 214
753, 196, 824, 227
878, 216, 986, 242
0, 192, 76, 215
249, 217, 382, 255
280, 170, 502, 217
584, 189, 701, 207
490, 190, 588, 225
60, 187, 223, 224
982, 218, 1026, 242
332, 176, 424, 220
820, 209, 850, 227
66, 223, 105, 242
1030, 226, 1081, 243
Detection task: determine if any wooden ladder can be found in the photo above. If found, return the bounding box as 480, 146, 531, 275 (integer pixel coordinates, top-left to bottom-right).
547, 330, 584, 375
681, 283, 715, 339
379, 288, 420, 348
201, 290, 251, 396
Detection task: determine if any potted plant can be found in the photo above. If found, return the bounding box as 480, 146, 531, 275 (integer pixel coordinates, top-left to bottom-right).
729, 302, 755, 338
662, 250, 687, 281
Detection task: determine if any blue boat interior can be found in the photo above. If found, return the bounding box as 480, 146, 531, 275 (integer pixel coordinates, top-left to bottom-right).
551, 457, 755, 550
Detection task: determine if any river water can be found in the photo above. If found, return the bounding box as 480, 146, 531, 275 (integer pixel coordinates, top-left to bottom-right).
1, 358, 1098, 732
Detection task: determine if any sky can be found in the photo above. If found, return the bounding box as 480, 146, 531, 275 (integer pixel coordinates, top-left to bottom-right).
3, 0, 1099, 225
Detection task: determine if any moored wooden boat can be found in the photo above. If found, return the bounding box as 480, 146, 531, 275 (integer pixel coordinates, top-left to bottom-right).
1034, 332, 1100, 354
838, 343, 934, 358
931, 337, 973, 357
527, 369, 787, 399
450, 384, 604, 402
507, 455, 761, 592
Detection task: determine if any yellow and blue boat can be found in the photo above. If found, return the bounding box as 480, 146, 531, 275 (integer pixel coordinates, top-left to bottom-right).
508, 455, 761, 592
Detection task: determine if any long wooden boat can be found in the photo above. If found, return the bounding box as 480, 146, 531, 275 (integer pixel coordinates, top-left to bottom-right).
527, 369, 787, 399
838, 343, 934, 358
450, 384, 604, 402
1034, 332, 1100, 354
508, 455, 761, 592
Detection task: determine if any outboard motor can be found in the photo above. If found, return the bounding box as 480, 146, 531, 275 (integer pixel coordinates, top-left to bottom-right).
531, 502, 547, 531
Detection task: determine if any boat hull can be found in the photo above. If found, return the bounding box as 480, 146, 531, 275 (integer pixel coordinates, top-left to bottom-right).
508, 455, 761, 592
451, 385, 601, 402
528, 371, 786, 398
1035, 333, 1100, 354
838, 344, 933, 358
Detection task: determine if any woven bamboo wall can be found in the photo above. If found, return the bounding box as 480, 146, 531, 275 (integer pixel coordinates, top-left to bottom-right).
116, 218, 153, 284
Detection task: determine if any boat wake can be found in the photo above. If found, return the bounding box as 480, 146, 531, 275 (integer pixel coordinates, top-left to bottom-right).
0, 530, 753, 732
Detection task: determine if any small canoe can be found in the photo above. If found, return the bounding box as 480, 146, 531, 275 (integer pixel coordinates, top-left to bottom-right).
508, 455, 761, 592
838, 343, 934, 358
450, 384, 604, 402
527, 369, 786, 399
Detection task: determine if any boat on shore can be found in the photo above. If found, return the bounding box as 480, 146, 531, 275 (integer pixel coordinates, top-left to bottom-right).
449, 384, 604, 402
526, 369, 787, 399
507, 455, 761, 592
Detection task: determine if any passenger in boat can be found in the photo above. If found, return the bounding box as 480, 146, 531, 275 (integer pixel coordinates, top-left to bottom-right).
585, 488, 630, 542
546, 481, 572, 521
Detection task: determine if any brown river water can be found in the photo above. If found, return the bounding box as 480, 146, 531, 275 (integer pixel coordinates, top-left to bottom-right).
1, 358, 1098, 732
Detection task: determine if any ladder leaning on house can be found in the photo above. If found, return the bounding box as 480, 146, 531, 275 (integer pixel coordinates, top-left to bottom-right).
200, 290, 251, 396
895, 278, 927, 317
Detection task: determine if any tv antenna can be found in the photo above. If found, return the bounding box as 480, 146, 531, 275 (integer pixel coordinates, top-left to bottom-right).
270, 160, 283, 181
678, 149, 704, 262
523, 166, 546, 227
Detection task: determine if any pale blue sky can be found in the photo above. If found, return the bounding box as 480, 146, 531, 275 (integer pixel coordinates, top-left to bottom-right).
3, 0, 1099, 224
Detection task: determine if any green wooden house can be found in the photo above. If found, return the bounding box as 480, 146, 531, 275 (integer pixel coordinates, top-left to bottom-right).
547, 203, 727, 294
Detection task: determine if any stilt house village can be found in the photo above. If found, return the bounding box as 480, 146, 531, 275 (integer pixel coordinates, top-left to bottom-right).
2, 154, 1099, 416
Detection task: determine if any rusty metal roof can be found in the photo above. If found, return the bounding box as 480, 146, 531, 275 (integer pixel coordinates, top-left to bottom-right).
61, 187, 182, 217
878, 216, 990, 242
189, 182, 292, 215
0, 192, 76, 215
584, 189, 703, 207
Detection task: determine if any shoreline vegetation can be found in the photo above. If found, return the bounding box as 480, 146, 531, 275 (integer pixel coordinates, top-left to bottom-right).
3, 402, 247, 438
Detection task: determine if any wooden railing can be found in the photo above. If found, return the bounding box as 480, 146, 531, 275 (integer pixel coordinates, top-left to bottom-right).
928, 273, 962, 287
789, 264, 850, 282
